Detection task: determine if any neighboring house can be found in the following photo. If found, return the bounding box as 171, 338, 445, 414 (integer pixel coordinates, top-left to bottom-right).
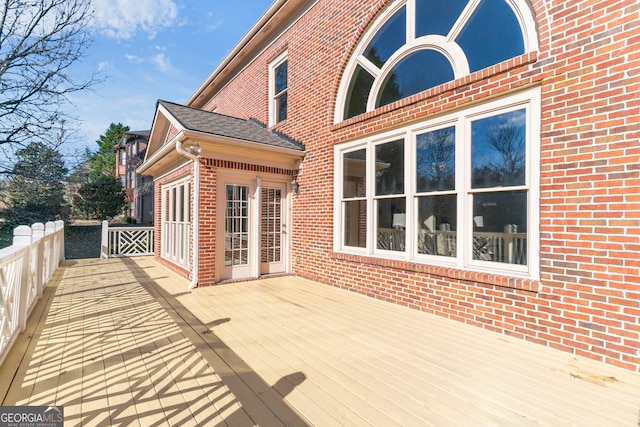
114, 130, 153, 224
139, 0, 640, 372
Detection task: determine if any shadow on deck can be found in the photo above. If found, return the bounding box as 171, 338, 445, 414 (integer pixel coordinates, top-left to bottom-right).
0, 257, 308, 426
1, 256, 640, 426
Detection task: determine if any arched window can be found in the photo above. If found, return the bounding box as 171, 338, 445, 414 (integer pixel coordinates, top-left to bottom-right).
338, 0, 538, 121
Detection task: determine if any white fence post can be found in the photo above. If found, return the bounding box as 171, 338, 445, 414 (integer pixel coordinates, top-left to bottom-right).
32, 223, 45, 299
101, 220, 109, 259
55, 220, 65, 262
13, 225, 32, 333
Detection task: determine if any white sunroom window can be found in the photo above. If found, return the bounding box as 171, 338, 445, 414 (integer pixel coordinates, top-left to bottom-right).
335, 88, 540, 278
162, 178, 191, 268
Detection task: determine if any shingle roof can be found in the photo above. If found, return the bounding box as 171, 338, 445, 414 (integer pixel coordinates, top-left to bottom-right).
126, 130, 151, 138
159, 100, 304, 151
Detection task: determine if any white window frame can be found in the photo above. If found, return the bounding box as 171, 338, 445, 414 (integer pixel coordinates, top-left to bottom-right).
161, 177, 191, 268
334, 87, 540, 279
334, 0, 538, 123
268, 51, 288, 126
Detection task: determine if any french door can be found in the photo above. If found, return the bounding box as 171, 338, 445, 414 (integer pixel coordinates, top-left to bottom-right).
218, 176, 287, 281
260, 183, 286, 275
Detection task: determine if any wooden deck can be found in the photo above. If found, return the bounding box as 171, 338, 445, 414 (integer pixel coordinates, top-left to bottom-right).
1, 257, 639, 426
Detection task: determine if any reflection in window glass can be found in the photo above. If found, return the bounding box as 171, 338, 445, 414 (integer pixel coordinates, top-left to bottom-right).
275, 60, 288, 93
473, 191, 527, 265
472, 109, 526, 188
364, 6, 406, 68
344, 200, 367, 248
172, 187, 177, 221
186, 183, 191, 222
377, 49, 454, 108
343, 149, 367, 198
274, 59, 288, 122
375, 139, 405, 195
178, 186, 184, 222
344, 65, 375, 120
225, 185, 250, 267
276, 93, 287, 122
416, 126, 455, 192
456, 0, 524, 72
377, 198, 406, 251
416, 0, 469, 37
417, 195, 456, 256
343, 0, 528, 121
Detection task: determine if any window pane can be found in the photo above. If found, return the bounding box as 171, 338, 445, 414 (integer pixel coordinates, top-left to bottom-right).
377, 198, 406, 251
344, 65, 375, 120
276, 93, 287, 122
417, 195, 456, 256
456, 0, 525, 73
377, 49, 454, 108
472, 109, 526, 188
416, 126, 455, 192
473, 191, 527, 265
178, 185, 184, 222
275, 60, 288, 93
171, 188, 177, 221
344, 200, 367, 247
364, 6, 406, 68
416, 0, 469, 37
343, 149, 367, 198
225, 185, 250, 267
186, 183, 191, 222
375, 139, 404, 195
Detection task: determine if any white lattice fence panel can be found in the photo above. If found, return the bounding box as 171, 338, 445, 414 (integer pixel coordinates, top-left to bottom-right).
108, 227, 154, 257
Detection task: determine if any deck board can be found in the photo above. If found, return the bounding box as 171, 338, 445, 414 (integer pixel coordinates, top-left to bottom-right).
1, 257, 639, 426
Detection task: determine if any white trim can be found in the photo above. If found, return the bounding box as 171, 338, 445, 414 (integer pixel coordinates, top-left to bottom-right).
216, 169, 293, 282
367, 36, 469, 111
269, 50, 289, 126
334, 87, 541, 280
448, 0, 481, 41
334, 0, 538, 123
161, 176, 192, 270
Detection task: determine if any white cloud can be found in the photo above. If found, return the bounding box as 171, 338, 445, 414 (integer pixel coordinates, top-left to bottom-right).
91, 0, 180, 39
124, 54, 144, 63
150, 53, 175, 75
97, 61, 111, 72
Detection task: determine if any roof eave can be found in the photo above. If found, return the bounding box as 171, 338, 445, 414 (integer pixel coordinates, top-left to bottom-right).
187, 0, 313, 108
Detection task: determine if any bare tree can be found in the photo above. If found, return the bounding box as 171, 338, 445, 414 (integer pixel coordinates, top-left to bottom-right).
0, 0, 96, 172
484, 114, 525, 186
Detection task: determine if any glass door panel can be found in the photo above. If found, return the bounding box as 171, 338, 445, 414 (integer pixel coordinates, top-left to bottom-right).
260, 184, 286, 274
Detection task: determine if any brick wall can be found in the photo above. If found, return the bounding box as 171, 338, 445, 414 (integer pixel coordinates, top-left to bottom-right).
196, 0, 640, 371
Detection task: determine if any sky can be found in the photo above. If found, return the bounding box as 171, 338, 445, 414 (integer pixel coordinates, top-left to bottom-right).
69, 0, 273, 151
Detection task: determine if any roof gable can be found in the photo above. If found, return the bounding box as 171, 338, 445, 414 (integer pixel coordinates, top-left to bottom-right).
139, 100, 305, 176
159, 100, 304, 151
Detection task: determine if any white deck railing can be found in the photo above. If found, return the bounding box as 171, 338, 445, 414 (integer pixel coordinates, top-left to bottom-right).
378, 226, 527, 265
0, 220, 65, 366
101, 221, 154, 258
